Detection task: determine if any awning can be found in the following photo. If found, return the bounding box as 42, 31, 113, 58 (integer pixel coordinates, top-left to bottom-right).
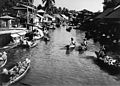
0, 15, 15, 20
11, 34, 20, 37
95, 8, 114, 19
105, 6, 120, 19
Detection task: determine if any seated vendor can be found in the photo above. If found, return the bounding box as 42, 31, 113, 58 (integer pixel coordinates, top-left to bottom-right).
70, 38, 76, 46
98, 45, 106, 57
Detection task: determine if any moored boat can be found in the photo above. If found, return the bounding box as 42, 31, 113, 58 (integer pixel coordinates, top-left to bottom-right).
69, 44, 75, 49
95, 51, 120, 68
2, 58, 31, 86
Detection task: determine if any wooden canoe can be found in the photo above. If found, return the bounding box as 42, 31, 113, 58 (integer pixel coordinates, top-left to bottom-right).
3, 59, 30, 86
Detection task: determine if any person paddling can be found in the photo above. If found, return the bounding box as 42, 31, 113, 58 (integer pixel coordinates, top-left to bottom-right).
70, 38, 76, 48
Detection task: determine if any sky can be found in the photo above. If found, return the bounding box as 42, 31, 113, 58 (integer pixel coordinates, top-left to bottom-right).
34, 0, 104, 12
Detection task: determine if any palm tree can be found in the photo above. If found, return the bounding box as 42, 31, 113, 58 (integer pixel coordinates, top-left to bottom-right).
42, 0, 55, 12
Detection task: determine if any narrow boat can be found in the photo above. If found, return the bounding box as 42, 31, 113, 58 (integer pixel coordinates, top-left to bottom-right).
69, 44, 75, 49
2, 58, 30, 86
65, 44, 75, 52
75, 45, 87, 53
0, 43, 18, 50
66, 26, 72, 32
0, 52, 7, 68
95, 51, 120, 68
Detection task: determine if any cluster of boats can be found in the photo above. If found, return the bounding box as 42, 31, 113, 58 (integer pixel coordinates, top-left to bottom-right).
0, 25, 51, 50
66, 37, 120, 69
0, 26, 51, 86
19, 28, 43, 48
95, 51, 120, 68
19, 26, 51, 48
0, 50, 30, 86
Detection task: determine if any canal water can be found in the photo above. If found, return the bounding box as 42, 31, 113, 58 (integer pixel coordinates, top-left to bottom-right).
1, 26, 120, 86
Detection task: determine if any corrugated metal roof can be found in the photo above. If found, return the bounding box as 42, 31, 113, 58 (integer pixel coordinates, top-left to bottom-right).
105, 6, 120, 19
95, 8, 114, 19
